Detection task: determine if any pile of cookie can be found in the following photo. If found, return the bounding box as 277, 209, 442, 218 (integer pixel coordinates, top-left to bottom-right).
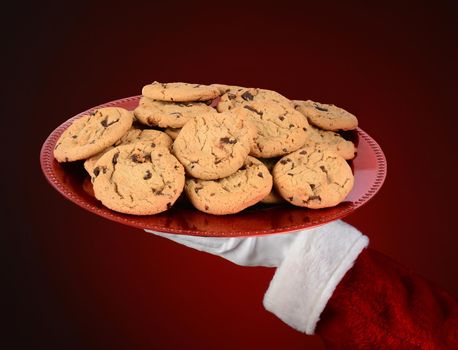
53, 82, 358, 215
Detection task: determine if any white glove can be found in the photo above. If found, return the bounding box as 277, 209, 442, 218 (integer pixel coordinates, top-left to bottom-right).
146, 220, 368, 334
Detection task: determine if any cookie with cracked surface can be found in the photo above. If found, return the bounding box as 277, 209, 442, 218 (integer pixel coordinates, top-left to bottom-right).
172, 110, 256, 180
142, 81, 220, 102
210, 83, 247, 94
53, 107, 133, 162
293, 100, 358, 131
134, 96, 215, 128
185, 156, 273, 215
217, 88, 309, 158
84, 128, 173, 176
92, 143, 185, 215
273, 145, 354, 209
304, 125, 356, 160
165, 127, 181, 140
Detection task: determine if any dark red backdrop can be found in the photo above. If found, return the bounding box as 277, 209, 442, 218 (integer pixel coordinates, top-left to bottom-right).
4, 1, 458, 349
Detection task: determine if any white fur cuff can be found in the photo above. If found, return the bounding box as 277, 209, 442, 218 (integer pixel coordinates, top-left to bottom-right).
263, 221, 369, 334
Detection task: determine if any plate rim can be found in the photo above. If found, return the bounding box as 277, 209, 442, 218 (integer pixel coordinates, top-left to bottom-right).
40, 95, 387, 237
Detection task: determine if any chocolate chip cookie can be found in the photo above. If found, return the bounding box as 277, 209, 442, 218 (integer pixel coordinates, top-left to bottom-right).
185, 156, 273, 215
142, 81, 220, 102
293, 100, 358, 131
92, 143, 185, 215
84, 128, 173, 176
217, 88, 310, 158
54, 107, 133, 162
273, 145, 354, 208
173, 110, 256, 180
134, 96, 215, 128
210, 83, 247, 94
304, 125, 356, 160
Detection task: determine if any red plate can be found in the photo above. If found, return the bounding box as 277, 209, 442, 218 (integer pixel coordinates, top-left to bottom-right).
40, 96, 387, 237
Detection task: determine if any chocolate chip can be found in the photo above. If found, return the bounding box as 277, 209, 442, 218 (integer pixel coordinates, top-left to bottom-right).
103, 118, 119, 128
243, 105, 263, 116
309, 195, 321, 201
315, 105, 328, 112
258, 172, 264, 178
289, 124, 294, 128
131, 154, 141, 163
158, 153, 162, 157
303, 127, 307, 131
278, 116, 285, 121
280, 159, 288, 165
320, 165, 327, 173
71, 135, 77, 139
286, 158, 292, 162
112, 152, 119, 165
310, 184, 316, 189
151, 143, 156, 148
205, 205, 209, 210
288, 196, 293, 201
220, 137, 237, 144
282, 148, 288, 153
287, 173, 293, 176
174, 165, 180, 169
143, 170, 152, 180
93, 167, 101, 177
239, 165, 247, 170
167, 202, 172, 209
228, 93, 236, 100
101, 117, 109, 127
241, 91, 254, 101
194, 187, 203, 194
299, 150, 307, 155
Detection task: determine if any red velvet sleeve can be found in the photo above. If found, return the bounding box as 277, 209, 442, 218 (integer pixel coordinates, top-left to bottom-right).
315, 249, 458, 349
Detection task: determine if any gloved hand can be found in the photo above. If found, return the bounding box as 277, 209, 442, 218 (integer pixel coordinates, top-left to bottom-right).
145, 220, 368, 334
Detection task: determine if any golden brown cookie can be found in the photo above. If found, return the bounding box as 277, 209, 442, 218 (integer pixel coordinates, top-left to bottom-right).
134, 96, 215, 128
172, 110, 256, 180
142, 81, 220, 102
304, 126, 356, 160
53, 107, 133, 162
217, 88, 310, 158
185, 156, 273, 215
293, 100, 358, 131
273, 145, 354, 208
92, 143, 184, 215
84, 128, 173, 176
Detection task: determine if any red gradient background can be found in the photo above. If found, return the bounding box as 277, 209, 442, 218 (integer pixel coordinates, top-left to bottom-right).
4, 1, 458, 349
